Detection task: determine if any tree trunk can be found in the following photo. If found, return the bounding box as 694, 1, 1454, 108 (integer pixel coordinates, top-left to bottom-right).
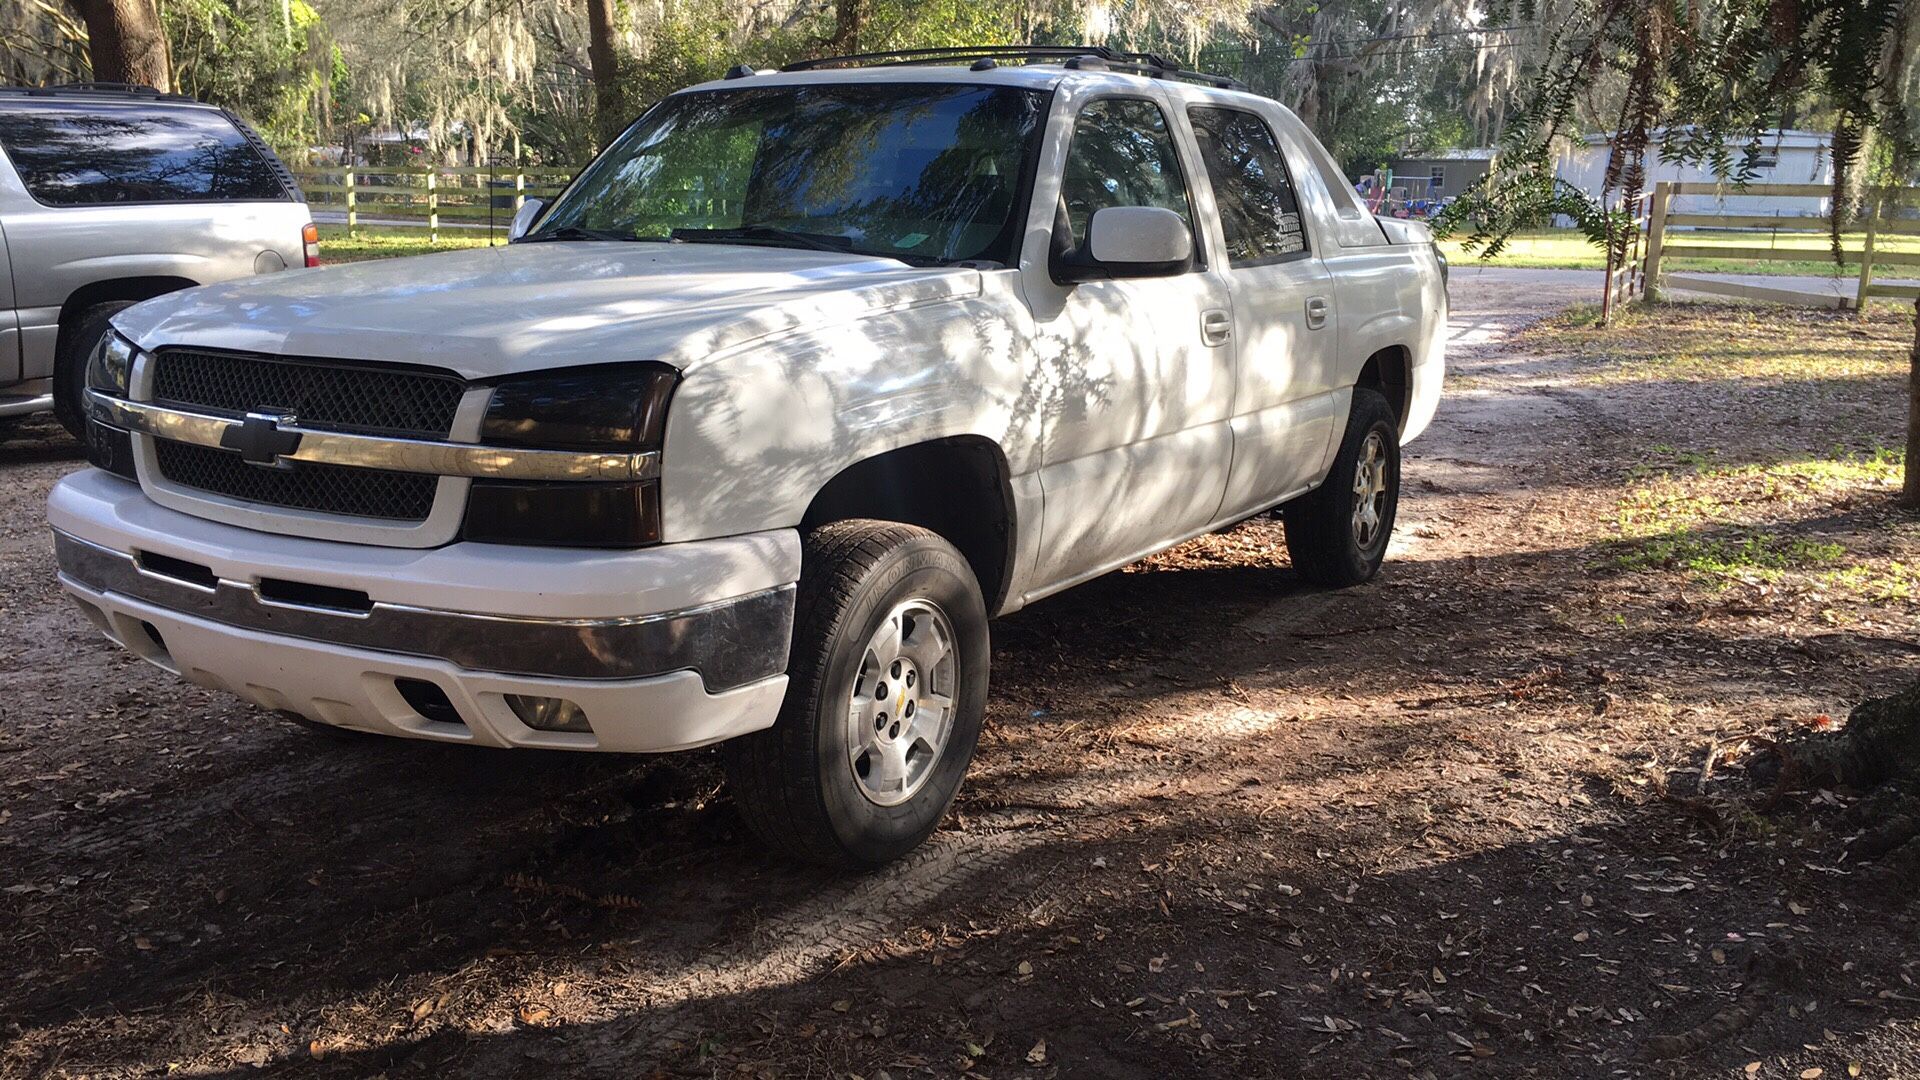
584, 0, 621, 151
823, 0, 862, 54
1784, 679, 1920, 790
1905, 296, 1920, 508
75, 0, 172, 93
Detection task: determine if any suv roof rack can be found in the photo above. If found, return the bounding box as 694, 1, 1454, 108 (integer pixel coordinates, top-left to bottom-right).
780, 44, 1247, 91
0, 82, 202, 103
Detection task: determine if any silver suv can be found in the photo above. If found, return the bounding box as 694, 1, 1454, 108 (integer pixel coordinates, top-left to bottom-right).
0, 84, 315, 438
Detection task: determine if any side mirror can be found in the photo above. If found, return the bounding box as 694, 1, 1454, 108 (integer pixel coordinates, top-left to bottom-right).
1053, 205, 1195, 283
508, 198, 547, 241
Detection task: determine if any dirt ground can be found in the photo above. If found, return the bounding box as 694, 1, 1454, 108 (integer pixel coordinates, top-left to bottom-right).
3, 268, 1918, 1079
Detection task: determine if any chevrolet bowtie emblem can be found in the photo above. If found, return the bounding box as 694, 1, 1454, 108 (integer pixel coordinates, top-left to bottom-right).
220, 410, 303, 468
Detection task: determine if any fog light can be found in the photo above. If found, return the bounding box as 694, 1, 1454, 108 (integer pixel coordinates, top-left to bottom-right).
505, 694, 592, 733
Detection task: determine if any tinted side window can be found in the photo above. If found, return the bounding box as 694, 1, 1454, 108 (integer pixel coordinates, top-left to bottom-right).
0, 103, 286, 206
1059, 98, 1196, 248
1188, 106, 1308, 265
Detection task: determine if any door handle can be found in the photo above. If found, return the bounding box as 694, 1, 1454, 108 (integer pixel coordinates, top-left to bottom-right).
1305, 297, 1330, 329
1201, 308, 1233, 346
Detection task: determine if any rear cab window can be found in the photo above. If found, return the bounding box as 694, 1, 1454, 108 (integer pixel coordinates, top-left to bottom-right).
0, 102, 288, 207
1187, 105, 1309, 265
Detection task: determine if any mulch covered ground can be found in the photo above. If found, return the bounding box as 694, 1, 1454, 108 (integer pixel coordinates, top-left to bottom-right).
2, 288, 1917, 1079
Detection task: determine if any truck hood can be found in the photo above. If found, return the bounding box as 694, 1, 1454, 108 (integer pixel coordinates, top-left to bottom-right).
113, 242, 983, 379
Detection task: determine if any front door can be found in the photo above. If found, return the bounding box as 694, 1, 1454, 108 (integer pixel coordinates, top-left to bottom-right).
1186, 103, 1340, 521
1022, 94, 1234, 595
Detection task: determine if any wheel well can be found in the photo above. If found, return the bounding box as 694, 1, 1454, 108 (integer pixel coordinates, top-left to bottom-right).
801, 437, 1016, 613
57, 276, 197, 349
1356, 346, 1411, 431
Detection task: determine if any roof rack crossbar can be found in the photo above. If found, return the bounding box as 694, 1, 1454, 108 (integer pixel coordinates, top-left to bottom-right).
780, 44, 1246, 90
0, 82, 199, 102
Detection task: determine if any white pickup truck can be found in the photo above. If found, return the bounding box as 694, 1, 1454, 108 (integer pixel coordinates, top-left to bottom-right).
49, 48, 1446, 866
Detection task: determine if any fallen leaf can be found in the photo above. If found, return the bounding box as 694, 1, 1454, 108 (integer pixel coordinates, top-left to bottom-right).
1026, 1039, 1048, 1064
1801, 1069, 1824, 1079
517, 1005, 551, 1025
1017, 961, 1033, 977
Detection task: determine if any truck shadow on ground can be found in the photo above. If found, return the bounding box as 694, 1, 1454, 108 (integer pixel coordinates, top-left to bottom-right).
59, 786, 1920, 1079
0, 417, 84, 465
5, 489, 1914, 1077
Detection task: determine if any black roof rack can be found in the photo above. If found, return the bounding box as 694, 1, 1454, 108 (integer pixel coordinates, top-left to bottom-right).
780, 44, 1247, 91
0, 82, 202, 103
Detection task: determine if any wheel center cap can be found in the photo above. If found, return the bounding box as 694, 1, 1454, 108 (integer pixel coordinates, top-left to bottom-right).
881, 658, 918, 740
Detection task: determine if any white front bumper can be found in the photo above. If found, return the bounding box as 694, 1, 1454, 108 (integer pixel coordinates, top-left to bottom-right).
49, 469, 800, 753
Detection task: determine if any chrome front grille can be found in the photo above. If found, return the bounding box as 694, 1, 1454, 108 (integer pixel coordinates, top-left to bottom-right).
151, 348, 464, 438
154, 439, 439, 521
142, 349, 462, 524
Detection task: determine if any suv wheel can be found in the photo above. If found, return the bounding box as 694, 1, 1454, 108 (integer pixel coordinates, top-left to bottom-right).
54, 301, 136, 440
1284, 387, 1401, 587
724, 519, 989, 867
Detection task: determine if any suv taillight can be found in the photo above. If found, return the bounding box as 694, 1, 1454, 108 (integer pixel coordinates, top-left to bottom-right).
302, 223, 321, 267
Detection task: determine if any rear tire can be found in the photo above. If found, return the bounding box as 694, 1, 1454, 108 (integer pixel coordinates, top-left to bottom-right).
54, 301, 136, 440
1284, 388, 1401, 587
724, 520, 990, 868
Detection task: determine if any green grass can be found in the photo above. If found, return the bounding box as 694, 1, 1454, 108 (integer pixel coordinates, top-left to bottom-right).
1606, 447, 1904, 589
1439, 227, 1920, 277
1530, 303, 1912, 387
315, 225, 498, 263
1608, 532, 1847, 578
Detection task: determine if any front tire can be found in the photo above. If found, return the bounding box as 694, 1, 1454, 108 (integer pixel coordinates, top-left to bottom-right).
1284, 388, 1401, 587
724, 520, 990, 868
54, 301, 136, 440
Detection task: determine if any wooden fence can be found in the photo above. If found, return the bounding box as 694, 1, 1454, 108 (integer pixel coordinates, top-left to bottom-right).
292, 166, 579, 241
1640, 181, 1920, 314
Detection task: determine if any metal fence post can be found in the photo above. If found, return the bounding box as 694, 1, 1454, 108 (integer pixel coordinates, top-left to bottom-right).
1601, 211, 1618, 325
1642, 183, 1671, 302
426, 170, 439, 243
1857, 192, 1879, 318
1628, 193, 1646, 300
344, 168, 357, 236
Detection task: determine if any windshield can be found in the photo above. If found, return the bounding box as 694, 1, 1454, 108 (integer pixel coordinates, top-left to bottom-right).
528, 83, 1049, 266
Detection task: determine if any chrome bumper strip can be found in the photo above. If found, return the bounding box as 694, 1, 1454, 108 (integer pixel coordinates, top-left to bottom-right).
55, 530, 793, 691
86, 391, 659, 483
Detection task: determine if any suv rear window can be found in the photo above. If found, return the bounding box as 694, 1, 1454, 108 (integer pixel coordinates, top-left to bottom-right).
0, 102, 287, 206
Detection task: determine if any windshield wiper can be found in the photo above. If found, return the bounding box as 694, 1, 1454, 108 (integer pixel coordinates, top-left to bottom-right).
671, 224, 859, 254
523, 225, 662, 243
671, 224, 958, 267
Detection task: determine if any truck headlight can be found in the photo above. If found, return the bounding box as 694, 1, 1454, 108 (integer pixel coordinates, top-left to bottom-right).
463, 363, 677, 548
83, 332, 140, 480
86, 332, 138, 398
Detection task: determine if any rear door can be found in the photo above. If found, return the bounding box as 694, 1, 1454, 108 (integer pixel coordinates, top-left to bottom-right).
0, 211, 18, 389
1187, 103, 1340, 520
